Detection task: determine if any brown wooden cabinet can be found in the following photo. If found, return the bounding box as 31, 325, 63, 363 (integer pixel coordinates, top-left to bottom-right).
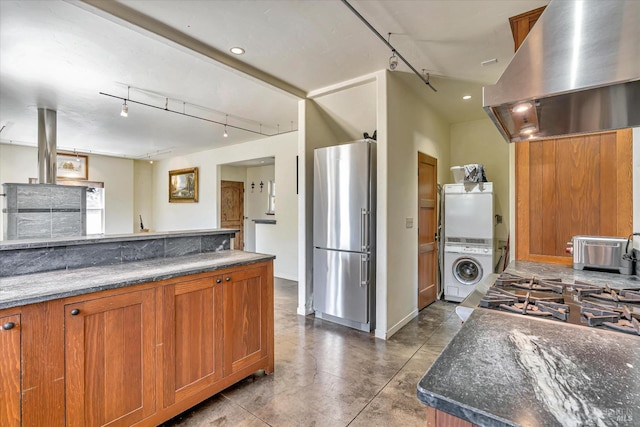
64, 289, 157, 427
0, 312, 21, 427
426, 406, 479, 427
509, 6, 545, 51
162, 275, 224, 407
223, 265, 272, 376
515, 130, 633, 264
0, 259, 274, 427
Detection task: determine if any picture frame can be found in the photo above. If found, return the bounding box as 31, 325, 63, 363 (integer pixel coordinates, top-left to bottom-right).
57, 152, 89, 180
169, 167, 198, 203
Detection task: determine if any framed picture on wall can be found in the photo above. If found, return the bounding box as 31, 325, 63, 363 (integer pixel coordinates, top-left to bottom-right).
169, 167, 199, 203
57, 152, 89, 180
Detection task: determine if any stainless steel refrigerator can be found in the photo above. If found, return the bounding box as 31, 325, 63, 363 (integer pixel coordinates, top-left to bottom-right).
313, 140, 376, 332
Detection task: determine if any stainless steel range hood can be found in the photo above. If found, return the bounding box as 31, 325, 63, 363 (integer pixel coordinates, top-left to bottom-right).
483, 0, 640, 143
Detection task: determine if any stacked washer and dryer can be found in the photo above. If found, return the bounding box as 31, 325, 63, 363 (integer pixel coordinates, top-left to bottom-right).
443, 182, 494, 302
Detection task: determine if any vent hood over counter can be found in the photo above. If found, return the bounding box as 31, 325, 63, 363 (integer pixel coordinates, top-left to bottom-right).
483, 0, 640, 143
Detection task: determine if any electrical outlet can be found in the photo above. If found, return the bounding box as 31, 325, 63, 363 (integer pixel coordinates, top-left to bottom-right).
495, 214, 503, 224
406, 218, 413, 229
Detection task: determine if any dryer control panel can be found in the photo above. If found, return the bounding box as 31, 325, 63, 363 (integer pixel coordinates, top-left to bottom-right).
445, 245, 492, 255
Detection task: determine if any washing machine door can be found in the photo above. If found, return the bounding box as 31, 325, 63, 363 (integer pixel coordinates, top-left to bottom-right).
452, 257, 483, 286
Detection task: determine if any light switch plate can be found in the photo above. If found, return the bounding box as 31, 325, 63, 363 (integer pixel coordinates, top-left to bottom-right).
406, 217, 413, 228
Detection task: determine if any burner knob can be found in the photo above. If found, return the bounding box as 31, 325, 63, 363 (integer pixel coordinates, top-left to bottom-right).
565, 241, 573, 255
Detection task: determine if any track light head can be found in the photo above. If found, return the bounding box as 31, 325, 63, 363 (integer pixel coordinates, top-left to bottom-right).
120, 100, 128, 117
223, 125, 228, 138
389, 51, 398, 71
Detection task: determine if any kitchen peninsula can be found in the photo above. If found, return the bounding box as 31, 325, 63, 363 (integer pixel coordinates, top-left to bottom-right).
0, 229, 275, 427
417, 261, 640, 427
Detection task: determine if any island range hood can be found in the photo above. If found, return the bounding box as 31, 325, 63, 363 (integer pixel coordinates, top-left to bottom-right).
483, 0, 640, 143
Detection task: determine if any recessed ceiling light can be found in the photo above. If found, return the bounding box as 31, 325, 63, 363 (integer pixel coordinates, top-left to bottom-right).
520, 123, 537, 135
512, 102, 533, 113
462, 95, 471, 100
230, 47, 245, 55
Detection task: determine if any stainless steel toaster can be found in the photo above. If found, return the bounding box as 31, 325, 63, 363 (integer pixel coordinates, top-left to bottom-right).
566, 236, 633, 275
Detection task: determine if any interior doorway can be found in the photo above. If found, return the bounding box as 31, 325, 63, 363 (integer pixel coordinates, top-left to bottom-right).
418, 152, 437, 310
220, 180, 245, 250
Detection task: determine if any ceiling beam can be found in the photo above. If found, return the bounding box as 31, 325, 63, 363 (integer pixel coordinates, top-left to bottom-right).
69, 0, 306, 100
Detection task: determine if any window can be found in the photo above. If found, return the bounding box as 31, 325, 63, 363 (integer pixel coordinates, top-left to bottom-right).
267, 180, 275, 214
86, 186, 105, 235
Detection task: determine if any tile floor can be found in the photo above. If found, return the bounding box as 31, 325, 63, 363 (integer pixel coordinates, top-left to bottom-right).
162, 278, 462, 427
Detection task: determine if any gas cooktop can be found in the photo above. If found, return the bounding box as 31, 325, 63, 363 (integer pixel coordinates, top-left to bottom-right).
479, 273, 640, 335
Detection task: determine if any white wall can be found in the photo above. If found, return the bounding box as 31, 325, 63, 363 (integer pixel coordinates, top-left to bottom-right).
88, 154, 134, 235
0, 143, 134, 239
133, 160, 154, 232
450, 118, 510, 248
150, 133, 298, 280
220, 165, 247, 183
382, 71, 450, 338
0, 144, 38, 240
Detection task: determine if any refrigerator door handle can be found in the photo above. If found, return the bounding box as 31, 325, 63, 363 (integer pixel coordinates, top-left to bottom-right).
360, 254, 369, 287
361, 208, 370, 252
361, 208, 367, 251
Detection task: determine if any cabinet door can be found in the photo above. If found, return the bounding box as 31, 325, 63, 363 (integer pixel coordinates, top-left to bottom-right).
0, 313, 21, 427
515, 130, 632, 264
65, 289, 156, 427
223, 266, 270, 375
162, 275, 223, 407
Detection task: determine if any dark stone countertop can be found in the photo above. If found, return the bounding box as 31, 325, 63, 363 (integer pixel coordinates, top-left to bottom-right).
0, 228, 240, 251
506, 260, 640, 289
0, 250, 274, 310
253, 219, 277, 225
417, 308, 640, 427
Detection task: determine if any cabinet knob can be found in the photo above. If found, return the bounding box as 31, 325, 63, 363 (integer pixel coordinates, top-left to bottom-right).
70, 309, 80, 316
225, 277, 231, 281
2, 322, 15, 330
216, 278, 222, 283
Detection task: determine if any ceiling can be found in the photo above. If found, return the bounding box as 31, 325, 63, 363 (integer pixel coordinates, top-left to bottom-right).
0, 0, 548, 161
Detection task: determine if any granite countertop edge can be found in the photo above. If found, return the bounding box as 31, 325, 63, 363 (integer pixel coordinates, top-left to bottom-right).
416, 306, 640, 427
253, 219, 277, 224
0, 251, 274, 310
0, 228, 241, 251
416, 387, 518, 427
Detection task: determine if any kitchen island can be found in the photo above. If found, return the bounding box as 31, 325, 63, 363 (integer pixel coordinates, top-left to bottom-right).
417, 261, 640, 427
0, 230, 275, 427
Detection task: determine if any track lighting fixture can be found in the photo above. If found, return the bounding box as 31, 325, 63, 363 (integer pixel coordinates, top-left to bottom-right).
389, 51, 398, 71
100, 89, 295, 137
342, 2, 437, 92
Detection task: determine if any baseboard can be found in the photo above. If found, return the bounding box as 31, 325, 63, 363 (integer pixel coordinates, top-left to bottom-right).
297, 304, 313, 316
275, 273, 298, 282
384, 309, 419, 339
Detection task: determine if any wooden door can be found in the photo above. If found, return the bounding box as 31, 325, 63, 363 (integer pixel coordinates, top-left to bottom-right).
65, 289, 156, 427
162, 275, 224, 407
515, 129, 633, 264
221, 180, 245, 250
418, 153, 438, 310
223, 265, 271, 375
0, 313, 21, 427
